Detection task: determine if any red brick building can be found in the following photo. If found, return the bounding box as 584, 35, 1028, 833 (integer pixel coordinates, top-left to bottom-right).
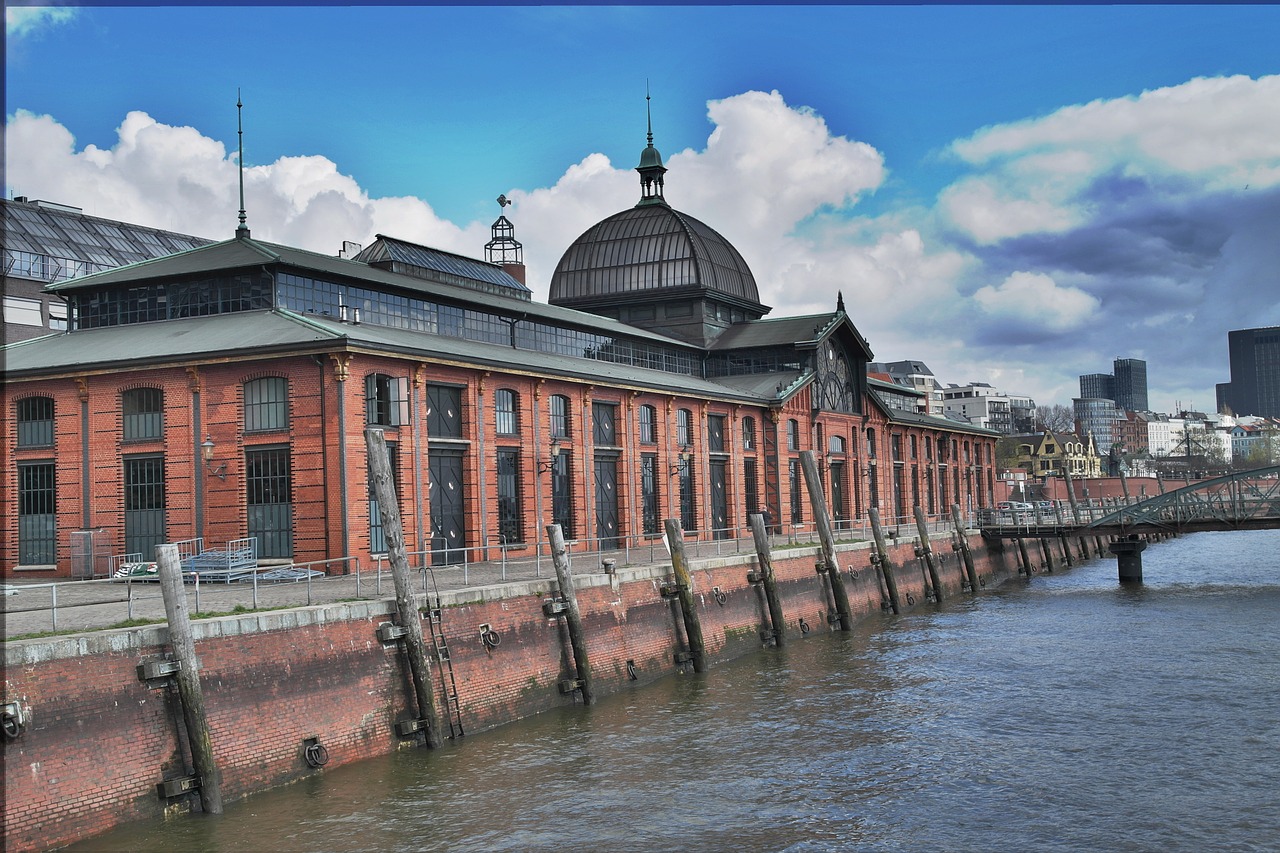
2, 135, 996, 579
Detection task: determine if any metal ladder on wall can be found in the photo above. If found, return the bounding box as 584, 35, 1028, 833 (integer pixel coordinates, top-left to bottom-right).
423, 594, 465, 740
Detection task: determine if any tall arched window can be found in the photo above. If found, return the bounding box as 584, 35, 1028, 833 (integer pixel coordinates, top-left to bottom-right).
16, 396, 54, 447
787, 419, 800, 451
244, 377, 289, 432
549, 394, 571, 439
742, 416, 756, 450
677, 408, 693, 447
495, 389, 518, 436
122, 388, 163, 441
365, 374, 408, 427
638, 404, 658, 444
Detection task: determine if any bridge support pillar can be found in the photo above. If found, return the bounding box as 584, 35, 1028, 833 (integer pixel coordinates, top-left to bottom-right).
1109, 536, 1146, 584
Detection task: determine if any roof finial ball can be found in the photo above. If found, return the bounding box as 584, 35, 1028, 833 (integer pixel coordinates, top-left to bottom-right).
636, 83, 667, 207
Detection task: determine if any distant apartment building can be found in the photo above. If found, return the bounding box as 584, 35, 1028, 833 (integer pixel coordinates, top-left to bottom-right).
942, 383, 1015, 434
1216, 326, 1280, 418
3, 197, 213, 344
868, 360, 944, 415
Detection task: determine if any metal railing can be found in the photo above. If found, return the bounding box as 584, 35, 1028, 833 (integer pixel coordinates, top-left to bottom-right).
3, 511, 977, 639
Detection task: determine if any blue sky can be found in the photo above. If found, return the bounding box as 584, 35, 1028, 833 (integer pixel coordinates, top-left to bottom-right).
7, 3, 1280, 417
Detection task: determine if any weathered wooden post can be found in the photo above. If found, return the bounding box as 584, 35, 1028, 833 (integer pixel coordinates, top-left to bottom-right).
664, 519, 708, 672
155, 543, 223, 814
1038, 536, 1054, 573
1052, 501, 1074, 566
547, 524, 594, 704
913, 506, 944, 602
950, 503, 979, 592
366, 428, 442, 748
1015, 537, 1033, 575
749, 513, 786, 647
799, 450, 853, 630
869, 507, 902, 613
1062, 470, 1090, 560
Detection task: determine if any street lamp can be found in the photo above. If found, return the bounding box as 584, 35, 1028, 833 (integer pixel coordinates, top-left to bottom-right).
200, 435, 227, 480
537, 437, 561, 475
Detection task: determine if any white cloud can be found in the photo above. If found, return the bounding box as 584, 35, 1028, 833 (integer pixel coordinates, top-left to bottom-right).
943, 74, 1280, 243
4, 109, 479, 257
972, 271, 1100, 332
5, 6, 76, 39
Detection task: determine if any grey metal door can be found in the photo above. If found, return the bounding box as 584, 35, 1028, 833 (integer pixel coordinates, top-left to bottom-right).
710, 459, 729, 539
594, 456, 619, 549
429, 450, 465, 565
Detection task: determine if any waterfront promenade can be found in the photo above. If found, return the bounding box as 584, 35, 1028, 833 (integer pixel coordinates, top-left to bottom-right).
2, 526, 882, 640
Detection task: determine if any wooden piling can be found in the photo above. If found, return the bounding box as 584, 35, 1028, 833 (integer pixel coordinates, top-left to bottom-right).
366, 428, 443, 748
664, 519, 708, 672
1039, 536, 1054, 572
1016, 537, 1033, 575
546, 524, 595, 704
869, 508, 902, 613
749, 513, 786, 647
913, 506, 944, 602
155, 543, 223, 814
799, 451, 853, 629
950, 504, 979, 592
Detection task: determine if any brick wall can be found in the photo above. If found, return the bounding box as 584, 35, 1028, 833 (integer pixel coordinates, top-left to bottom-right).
2, 535, 1018, 852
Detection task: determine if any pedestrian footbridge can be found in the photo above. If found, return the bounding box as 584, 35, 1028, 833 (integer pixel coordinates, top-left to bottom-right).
978, 465, 1280, 582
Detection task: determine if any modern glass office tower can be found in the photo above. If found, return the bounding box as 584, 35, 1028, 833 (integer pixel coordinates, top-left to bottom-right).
1113, 358, 1148, 412
1217, 327, 1280, 418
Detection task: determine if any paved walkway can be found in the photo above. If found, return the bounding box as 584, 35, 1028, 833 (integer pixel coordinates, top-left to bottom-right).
1, 533, 833, 640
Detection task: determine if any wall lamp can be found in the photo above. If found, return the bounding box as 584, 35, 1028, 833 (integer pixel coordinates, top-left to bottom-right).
537, 437, 562, 475
200, 435, 227, 480
670, 444, 692, 476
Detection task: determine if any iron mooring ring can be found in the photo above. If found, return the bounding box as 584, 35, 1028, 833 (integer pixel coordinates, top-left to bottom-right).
304, 742, 330, 768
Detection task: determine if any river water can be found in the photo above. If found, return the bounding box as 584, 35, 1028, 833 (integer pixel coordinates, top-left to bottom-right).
65, 530, 1280, 853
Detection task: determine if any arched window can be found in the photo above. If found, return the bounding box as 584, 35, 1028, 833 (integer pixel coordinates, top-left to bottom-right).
16, 396, 55, 447
866, 428, 877, 458
742, 416, 756, 450
122, 388, 163, 441
925, 436, 933, 460
638, 404, 658, 444
364, 374, 408, 427
550, 394, 570, 439
677, 408, 693, 447
245, 377, 289, 432
786, 419, 800, 451
495, 389, 518, 436
828, 435, 846, 455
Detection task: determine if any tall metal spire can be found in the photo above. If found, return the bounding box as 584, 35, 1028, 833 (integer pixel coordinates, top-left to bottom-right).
635, 81, 667, 207
236, 90, 250, 238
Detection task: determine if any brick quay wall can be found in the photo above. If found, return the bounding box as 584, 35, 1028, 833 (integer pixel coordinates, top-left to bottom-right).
4, 534, 1022, 852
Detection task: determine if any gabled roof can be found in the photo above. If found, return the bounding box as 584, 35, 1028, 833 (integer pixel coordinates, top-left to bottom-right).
43, 237, 279, 292
354, 234, 530, 295
710, 310, 873, 359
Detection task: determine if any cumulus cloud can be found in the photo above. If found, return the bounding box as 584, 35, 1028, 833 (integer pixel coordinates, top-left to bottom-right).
4, 109, 483, 256
943, 75, 1280, 245
5, 6, 77, 39
7, 75, 1280, 415
972, 271, 1100, 333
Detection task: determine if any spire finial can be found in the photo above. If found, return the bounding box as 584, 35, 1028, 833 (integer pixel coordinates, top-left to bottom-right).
646, 79, 654, 147
635, 82, 667, 206
236, 89, 250, 238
